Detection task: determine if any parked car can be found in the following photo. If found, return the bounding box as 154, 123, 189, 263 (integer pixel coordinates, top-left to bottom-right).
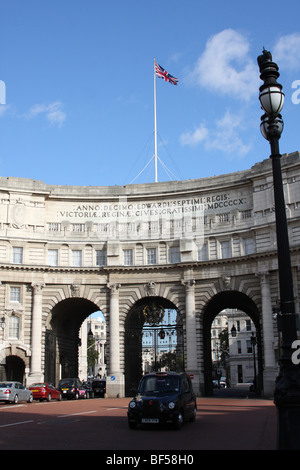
220, 377, 227, 388
92, 379, 106, 397
29, 382, 62, 402
82, 381, 94, 398
0, 381, 33, 404
212, 377, 227, 388
127, 371, 197, 430
58, 378, 87, 399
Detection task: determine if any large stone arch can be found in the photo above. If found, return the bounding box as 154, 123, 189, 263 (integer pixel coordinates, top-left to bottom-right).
202, 290, 262, 396
124, 295, 183, 396
43, 283, 108, 329
44, 295, 104, 384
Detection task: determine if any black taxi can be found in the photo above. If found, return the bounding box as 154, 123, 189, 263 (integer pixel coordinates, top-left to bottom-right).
127, 371, 197, 430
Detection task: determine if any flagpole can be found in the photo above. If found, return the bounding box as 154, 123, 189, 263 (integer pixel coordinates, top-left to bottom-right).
154, 58, 158, 182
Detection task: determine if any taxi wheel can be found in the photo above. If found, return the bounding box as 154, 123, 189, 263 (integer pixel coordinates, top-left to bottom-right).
190, 406, 197, 422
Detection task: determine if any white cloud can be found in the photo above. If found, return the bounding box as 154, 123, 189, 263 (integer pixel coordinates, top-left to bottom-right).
180, 124, 208, 147
273, 33, 300, 71
187, 29, 259, 101
180, 110, 251, 158
0, 104, 11, 117
207, 110, 251, 157
27, 101, 66, 127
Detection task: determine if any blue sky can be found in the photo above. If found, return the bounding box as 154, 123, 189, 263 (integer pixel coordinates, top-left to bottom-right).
0, 0, 300, 187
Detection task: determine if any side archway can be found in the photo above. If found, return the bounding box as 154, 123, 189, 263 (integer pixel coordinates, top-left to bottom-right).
45, 297, 102, 384
202, 290, 262, 396
0, 347, 29, 383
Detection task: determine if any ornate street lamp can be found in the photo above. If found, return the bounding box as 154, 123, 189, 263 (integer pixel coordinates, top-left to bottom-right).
257, 49, 300, 449
0, 316, 6, 330
230, 324, 237, 337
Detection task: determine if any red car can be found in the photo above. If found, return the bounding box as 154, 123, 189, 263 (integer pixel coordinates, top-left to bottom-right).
29, 382, 62, 402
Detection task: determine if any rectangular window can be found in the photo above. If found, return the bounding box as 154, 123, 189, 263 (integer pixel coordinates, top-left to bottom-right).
9, 315, 19, 339
247, 340, 252, 354
237, 340, 242, 354
123, 249, 133, 266
48, 223, 61, 232
48, 249, 58, 266
12, 247, 23, 264
96, 223, 109, 233
244, 237, 255, 255
241, 209, 252, 219
96, 250, 106, 266
219, 213, 229, 223
72, 224, 85, 232
72, 250, 82, 267
220, 240, 231, 259
147, 248, 157, 265
246, 319, 252, 331
10, 286, 20, 302
169, 246, 180, 263
198, 243, 208, 261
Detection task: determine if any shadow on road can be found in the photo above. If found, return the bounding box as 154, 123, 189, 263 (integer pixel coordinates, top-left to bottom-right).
213, 383, 262, 399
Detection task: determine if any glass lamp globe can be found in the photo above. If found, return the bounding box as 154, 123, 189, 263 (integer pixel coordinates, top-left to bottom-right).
260, 114, 284, 140
259, 85, 284, 116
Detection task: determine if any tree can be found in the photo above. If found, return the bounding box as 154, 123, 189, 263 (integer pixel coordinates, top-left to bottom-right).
218, 328, 229, 368
160, 351, 184, 371
87, 339, 99, 375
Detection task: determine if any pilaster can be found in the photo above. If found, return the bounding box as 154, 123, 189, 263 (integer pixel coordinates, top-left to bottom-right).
28, 282, 45, 385
181, 277, 200, 395
106, 283, 124, 397
257, 271, 278, 396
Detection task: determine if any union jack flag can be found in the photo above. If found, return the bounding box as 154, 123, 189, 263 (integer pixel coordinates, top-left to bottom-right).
155, 62, 178, 85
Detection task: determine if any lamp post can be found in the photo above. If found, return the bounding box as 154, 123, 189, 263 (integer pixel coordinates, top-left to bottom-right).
257, 49, 300, 449
250, 333, 257, 393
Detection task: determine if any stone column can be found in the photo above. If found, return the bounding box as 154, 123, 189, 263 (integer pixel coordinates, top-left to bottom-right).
182, 278, 200, 395
106, 283, 124, 397
257, 272, 278, 396
28, 282, 45, 384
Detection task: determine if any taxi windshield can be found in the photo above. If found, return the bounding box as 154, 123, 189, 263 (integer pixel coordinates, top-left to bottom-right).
139, 376, 180, 395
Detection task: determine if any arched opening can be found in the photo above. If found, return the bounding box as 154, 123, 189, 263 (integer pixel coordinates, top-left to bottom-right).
125, 296, 183, 396
203, 291, 262, 397
5, 356, 25, 382
45, 298, 102, 385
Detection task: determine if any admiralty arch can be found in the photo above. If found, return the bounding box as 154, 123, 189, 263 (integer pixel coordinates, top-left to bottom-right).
0, 151, 300, 398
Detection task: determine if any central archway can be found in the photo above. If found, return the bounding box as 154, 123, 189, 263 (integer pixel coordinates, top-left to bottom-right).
125, 296, 183, 396
202, 290, 262, 396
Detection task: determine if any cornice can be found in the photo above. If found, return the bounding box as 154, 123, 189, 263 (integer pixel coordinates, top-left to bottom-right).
0, 246, 298, 277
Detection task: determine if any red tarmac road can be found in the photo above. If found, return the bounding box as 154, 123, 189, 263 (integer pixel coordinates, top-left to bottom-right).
0, 396, 276, 451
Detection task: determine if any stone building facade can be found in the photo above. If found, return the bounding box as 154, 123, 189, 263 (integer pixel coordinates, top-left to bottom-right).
0, 152, 300, 397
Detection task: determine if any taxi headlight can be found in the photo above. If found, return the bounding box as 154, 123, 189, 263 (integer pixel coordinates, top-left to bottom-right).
168, 401, 175, 409
129, 401, 136, 409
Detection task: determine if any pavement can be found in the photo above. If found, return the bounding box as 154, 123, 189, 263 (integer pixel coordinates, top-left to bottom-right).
197, 384, 277, 450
